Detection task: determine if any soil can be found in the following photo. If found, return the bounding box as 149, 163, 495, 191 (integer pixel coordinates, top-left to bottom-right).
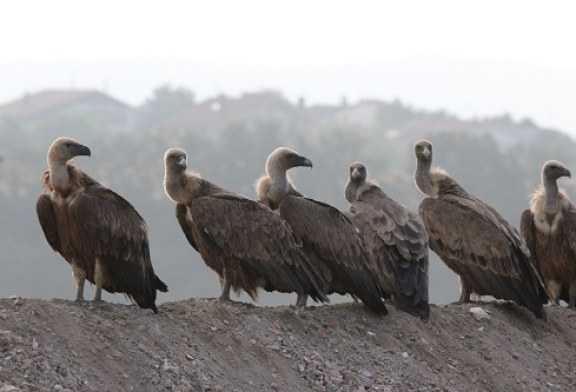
0, 298, 575, 392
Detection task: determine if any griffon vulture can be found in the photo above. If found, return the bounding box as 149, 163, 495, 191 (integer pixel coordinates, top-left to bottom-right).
414, 139, 548, 319
345, 162, 430, 319
36, 137, 168, 313
163, 148, 328, 305
521, 160, 576, 307
256, 147, 387, 315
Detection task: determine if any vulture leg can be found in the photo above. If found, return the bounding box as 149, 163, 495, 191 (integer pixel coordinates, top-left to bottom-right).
548, 280, 561, 306
458, 278, 471, 303
93, 258, 105, 302
72, 264, 86, 302
296, 293, 308, 308
569, 282, 576, 309
219, 281, 232, 301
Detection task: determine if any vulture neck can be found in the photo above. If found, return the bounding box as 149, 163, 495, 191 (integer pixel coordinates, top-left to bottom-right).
164, 166, 190, 204
266, 163, 290, 205
543, 176, 560, 214
48, 160, 72, 194
415, 157, 435, 197
344, 180, 360, 203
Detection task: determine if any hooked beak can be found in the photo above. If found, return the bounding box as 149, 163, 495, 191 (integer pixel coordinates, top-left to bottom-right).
177, 156, 187, 168
565, 168, 572, 178
421, 146, 431, 159
299, 156, 313, 168
75, 145, 91, 157
351, 168, 363, 180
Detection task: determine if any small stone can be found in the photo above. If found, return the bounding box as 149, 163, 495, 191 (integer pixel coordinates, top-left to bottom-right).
359, 369, 373, 379
470, 307, 490, 320
270, 382, 279, 391
401, 352, 410, 358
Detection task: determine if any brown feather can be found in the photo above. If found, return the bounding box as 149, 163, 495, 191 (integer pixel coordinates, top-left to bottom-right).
348, 183, 430, 319
163, 148, 328, 303
37, 145, 167, 313
521, 187, 575, 305
413, 139, 547, 319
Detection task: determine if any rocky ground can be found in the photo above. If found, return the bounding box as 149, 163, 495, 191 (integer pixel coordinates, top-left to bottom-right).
0, 298, 575, 391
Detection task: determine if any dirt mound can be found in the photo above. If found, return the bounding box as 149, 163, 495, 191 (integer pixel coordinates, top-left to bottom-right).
0, 298, 575, 391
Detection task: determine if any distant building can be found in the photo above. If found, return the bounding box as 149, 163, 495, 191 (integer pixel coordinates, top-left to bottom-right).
0, 89, 132, 132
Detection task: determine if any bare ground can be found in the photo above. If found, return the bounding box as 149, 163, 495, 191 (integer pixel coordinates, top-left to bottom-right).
1, 298, 575, 392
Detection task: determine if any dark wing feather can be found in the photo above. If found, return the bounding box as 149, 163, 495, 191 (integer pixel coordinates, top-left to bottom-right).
420, 195, 546, 319
279, 195, 387, 314
36, 194, 61, 252
520, 209, 536, 262
176, 203, 199, 251
188, 193, 328, 303
69, 182, 167, 311
351, 187, 429, 318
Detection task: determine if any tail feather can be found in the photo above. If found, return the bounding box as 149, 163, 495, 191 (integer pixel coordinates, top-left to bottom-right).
155, 275, 169, 293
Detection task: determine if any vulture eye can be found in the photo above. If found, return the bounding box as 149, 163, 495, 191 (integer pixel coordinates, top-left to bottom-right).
64, 143, 71, 148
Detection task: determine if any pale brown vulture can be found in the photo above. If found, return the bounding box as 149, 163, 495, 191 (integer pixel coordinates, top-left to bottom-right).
521, 160, 575, 307
163, 148, 328, 305
345, 162, 430, 319
414, 139, 548, 319
36, 137, 168, 313
256, 147, 387, 314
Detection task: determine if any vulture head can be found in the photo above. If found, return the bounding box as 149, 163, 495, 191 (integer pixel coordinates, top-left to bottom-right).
164, 148, 188, 173
47, 137, 91, 166
348, 161, 367, 184
542, 160, 571, 183
345, 161, 368, 203
265, 147, 313, 175
414, 139, 432, 163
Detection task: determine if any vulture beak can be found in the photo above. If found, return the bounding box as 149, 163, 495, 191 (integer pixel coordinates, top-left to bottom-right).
565, 169, 572, 178
177, 156, 187, 168
299, 156, 313, 168
75, 145, 91, 157
351, 168, 362, 180
421, 146, 431, 159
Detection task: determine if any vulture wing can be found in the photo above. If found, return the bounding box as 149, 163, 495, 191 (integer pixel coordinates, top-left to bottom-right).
351, 187, 430, 318
279, 195, 387, 314
176, 203, 199, 252
188, 193, 328, 303
420, 194, 547, 318
68, 181, 167, 308
36, 194, 61, 253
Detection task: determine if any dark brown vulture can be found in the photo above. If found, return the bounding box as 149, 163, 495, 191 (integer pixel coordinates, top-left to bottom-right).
36, 137, 168, 313
256, 147, 387, 315
163, 148, 328, 305
521, 160, 576, 308
345, 161, 430, 319
413, 139, 548, 319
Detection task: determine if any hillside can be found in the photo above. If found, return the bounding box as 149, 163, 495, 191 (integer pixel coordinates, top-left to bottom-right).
1, 298, 575, 391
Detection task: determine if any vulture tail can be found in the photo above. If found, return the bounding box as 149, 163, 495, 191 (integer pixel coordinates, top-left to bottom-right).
154, 275, 168, 293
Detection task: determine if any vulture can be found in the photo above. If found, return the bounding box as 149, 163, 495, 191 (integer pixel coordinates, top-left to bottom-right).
413, 139, 548, 319
36, 137, 168, 313
256, 147, 387, 315
345, 162, 430, 319
163, 148, 328, 305
521, 160, 576, 307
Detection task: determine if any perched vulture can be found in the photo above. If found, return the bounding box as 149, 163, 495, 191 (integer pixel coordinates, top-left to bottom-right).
345, 162, 430, 319
413, 139, 548, 319
521, 160, 575, 307
256, 147, 387, 315
163, 148, 328, 305
36, 137, 168, 313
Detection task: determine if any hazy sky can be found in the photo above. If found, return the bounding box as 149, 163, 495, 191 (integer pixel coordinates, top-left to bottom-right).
2, 0, 574, 66
2, 0, 576, 134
